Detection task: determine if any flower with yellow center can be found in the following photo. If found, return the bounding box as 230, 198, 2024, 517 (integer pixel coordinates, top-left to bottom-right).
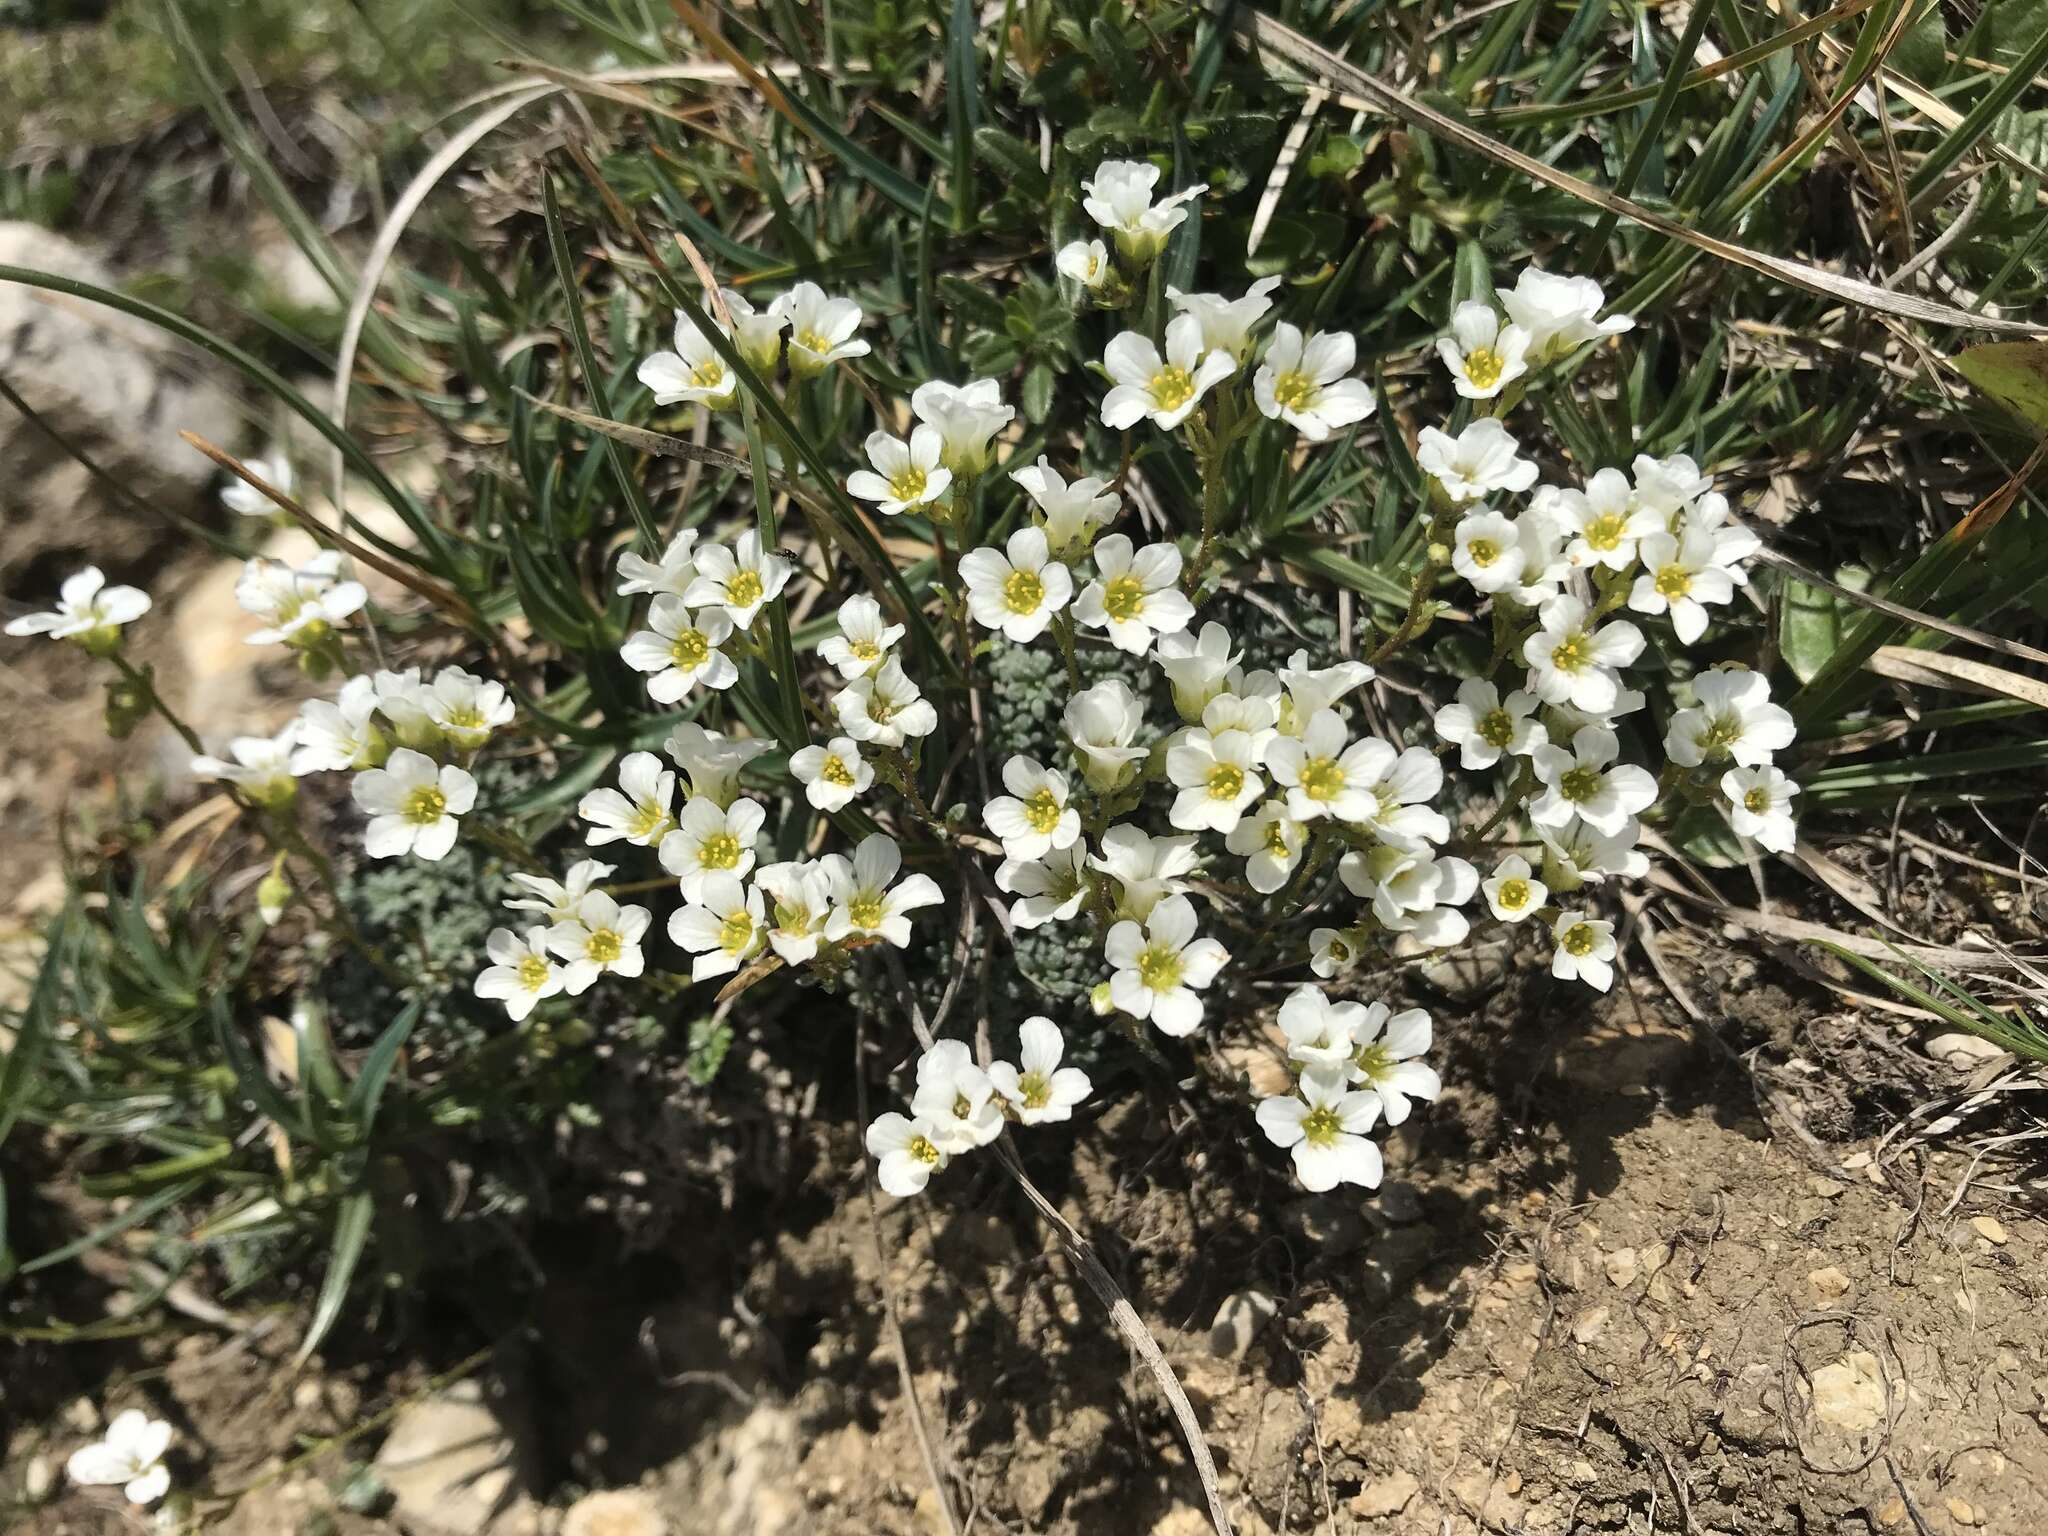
848, 424, 951, 515
353, 747, 476, 862
823, 832, 944, 949
668, 872, 767, 981
1165, 727, 1264, 835
1548, 907, 1616, 992
579, 751, 677, 849
1436, 300, 1531, 401
660, 795, 766, 900
1255, 1066, 1384, 1192
474, 926, 565, 1021
1074, 533, 1195, 656
621, 596, 738, 704
637, 309, 737, 408
1256, 322, 1378, 442
866, 1111, 952, 1196
1482, 855, 1548, 924
682, 532, 792, 631
1101, 313, 1236, 431
545, 890, 651, 995
989, 1016, 1093, 1125
961, 526, 1073, 643
1104, 893, 1229, 1037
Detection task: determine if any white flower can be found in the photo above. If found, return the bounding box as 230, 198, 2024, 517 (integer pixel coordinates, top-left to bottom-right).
1433, 680, 1544, 770
1101, 315, 1235, 432
1682, 489, 1760, 566
1344, 1003, 1439, 1124
474, 926, 566, 1020
664, 722, 769, 806
192, 724, 302, 804
1451, 510, 1528, 594
1104, 894, 1228, 1036
1267, 708, 1382, 823
756, 859, 836, 964
1357, 743, 1453, 849
1508, 491, 1573, 604
617, 529, 700, 598
1339, 844, 1476, 948
353, 749, 476, 861
235, 551, 365, 647
546, 891, 651, 993
1277, 650, 1375, 734
682, 532, 793, 630
1528, 725, 1659, 836
659, 795, 765, 899
983, 755, 1081, 860
778, 281, 869, 377
1482, 854, 1548, 923
1539, 818, 1649, 890
290, 695, 381, 776
220, 452, 294, 516
372, 667, 439, 748
1665, 667, 1794, 768
865, 1111, 949, 1196
1081, 158, 1203, 263
505, 858, 614, 922
1436, 301, 1531, 400
1226, 801, 1307, 894
1415, 419, 1538, 504
66, 1409, 172, 1506
1012, 456, 1121, 558
818, 594, 905, 680
1254, 322, 1376, 441
666, 872, 767, 981
824, 833, 943, 947
1073, 533, 1195, 655
579, 751, 677, 846
620, 596, 738, 702
1521, 595, 1645, 714
789, 736, 873, 812
1310, 925, 1360, 979
720, 287, 787, 374
638, 309, 736, 408
996, 844, 1090, 930
1497, 267, 1633, 362
6, 565, 150, 646
1165, 728, 1265, 834
1064, 678, 1148, 792
833, 655, 938, 747
1056, 237, 1113, 291
911, 1039, 1005, 1152
1168, 275, 1281, 361
1091, 824, 1198, 921
1276, 985, 1366, 1070
911, 378, 1014, 478
1629, 451, 1713, 515
1722, 765, 1799, 853
1255, 1067, 1382, 1192
847, 425, 952, 515
960, 526, 1074, 642
424, 666, 515, 752
1202, 689, 1279, 762
1154, 622, 1241, 722
1553, 467, 1659, 572
989, 1018, 1091, 1125
1550, 909, 1617, 991
1628, 527, 1739, 644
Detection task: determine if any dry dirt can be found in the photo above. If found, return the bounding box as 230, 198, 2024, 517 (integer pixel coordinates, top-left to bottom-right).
17, 930, 2047, 1536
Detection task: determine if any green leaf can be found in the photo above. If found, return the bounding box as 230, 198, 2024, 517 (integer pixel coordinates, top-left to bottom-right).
1777, 571, 1853, 685
296, 1191, 375, 1367
947, 0, 981, 232
1953, 340, 2048, 437
346, 1000, 422, 1128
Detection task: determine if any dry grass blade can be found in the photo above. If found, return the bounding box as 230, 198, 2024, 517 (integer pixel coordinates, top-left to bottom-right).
180, 431, 478, 627
1865, 646, 2048, 709
1224, 6, 2048, 337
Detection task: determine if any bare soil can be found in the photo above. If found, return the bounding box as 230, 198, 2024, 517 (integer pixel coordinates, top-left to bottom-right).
18, 924, 2047, 1536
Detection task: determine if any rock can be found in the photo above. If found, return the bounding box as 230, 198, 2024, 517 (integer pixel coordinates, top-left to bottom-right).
373, 1379, 539, 1535
1150, 1506, 1213, 1536
1946, 1496, 1979, 1526
564, 1489, 667, 1536
1971, 1216, 2009, 1245
1603, 1248, 1639, 1287
0, 222, 240, 576
1807, 1266, 1852, 1300
22, 1454, 54, 1503
1925, 1032, 2006, 1067
1420, 937, 1512, 997
1219, 1042, 1293, 1098
1877, 1495, 1906, 1526
1376, 1180, 1423, 1224
61, 1398, 100, 1433
1810, 1351, 1885, 1432
1570, 1306, 1610, 1345
1349, 1469, 1420, 1519
1208, 1289, 1278, 1359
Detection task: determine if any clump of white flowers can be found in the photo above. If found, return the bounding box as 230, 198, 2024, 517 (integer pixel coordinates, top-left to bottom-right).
66, 1408, 173, 1506
9, 153, 1805, 1223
